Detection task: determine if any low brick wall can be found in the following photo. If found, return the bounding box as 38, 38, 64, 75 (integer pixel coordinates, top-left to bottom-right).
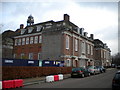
2, 66, 72, 80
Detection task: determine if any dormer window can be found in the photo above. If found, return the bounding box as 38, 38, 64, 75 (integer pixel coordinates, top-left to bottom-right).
37, 25, 42, 32
21, 29, 26, 34
28, 27, 33, 33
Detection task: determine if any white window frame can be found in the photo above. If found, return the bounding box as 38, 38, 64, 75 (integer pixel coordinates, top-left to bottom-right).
21, 29, 26, 34
13, 54, 16, 58
22, 38, 25, 45
26, 37, 29, 44
75, 39, 78, 51
101, 50, 103, 58
82, 41, 85, 54
66, 59, 71, 67
28, 27, 33, 33
66, 35, 69, 50
104, 51, 106, 59
38, 53, 41, 60
34, 36, 38, 44
15, 39, 18, 46
37, 25, 42, 31
39, 35, 42, 43
18, 38, 21, 45
21, 53, 25, 59
91, 46, 93, 55
87, 44, 90, 54
30, 37, 34, 44
29, 53, 33, 60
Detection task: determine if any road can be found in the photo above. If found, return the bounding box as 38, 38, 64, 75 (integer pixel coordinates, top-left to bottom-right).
22, 68, 118, 88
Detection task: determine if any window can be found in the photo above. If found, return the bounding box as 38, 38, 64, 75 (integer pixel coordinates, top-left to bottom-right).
91, 46, 93, 55
75, 39, 78, 51
30, 37, 34, 44
15, 39, 18, 46
87, 44, 90, 54
101, 50, 103, 58
66, 59, 71, 67
28, 27, 33, 33
26, 37, 29, 44
66, 35, 69, 49
22, 38, 25, 45
37, 25, 42, 31
21, 29, 26, 34
38, 53, 41, 60
18, 38, 21, 45
29, 53, 33, 60
13, 54, 16, 58
39, 35, 42, 43
34, 36, 38, 44
21, 53, 24, 59
104, 51, 106, 59
82, 42, 86, 54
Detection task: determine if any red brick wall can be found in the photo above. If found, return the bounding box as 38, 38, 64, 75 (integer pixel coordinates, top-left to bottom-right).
13, 34, 42, 60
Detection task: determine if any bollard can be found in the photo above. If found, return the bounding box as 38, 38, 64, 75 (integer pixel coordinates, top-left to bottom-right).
2, 80, 14, 89
46, 76, 54, 82
54, 75, 59, 81
58, 74, 63, 80
14, 79, 23, 88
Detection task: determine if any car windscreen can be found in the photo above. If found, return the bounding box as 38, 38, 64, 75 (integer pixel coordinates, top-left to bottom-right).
114, 73, 120, 80
72, 68, 83, 71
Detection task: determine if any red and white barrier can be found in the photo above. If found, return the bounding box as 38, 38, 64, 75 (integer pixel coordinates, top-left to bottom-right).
2, 79, 23, 89
0, 81, 2, 89
54, 75, 59, 81
14, 79, 23, 88
2, 80, 14, 89
46, 76, 54, 82
46, 74, 63, 82
58, 74, 63, 80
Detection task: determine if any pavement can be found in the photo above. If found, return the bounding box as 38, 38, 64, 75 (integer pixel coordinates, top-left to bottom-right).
23, 74, 71, 86
23, 68, 114, 86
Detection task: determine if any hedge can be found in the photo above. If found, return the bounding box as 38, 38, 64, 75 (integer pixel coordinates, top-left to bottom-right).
2, 66, 72, 80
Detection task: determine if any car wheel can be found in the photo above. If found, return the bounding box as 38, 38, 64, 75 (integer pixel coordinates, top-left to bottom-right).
81, 74, 84, 78
88, 73, 91, 76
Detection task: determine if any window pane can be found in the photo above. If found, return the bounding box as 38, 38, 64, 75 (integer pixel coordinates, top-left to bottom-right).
18, 38, 21, 45
26, 37, 29, 44
66, 35, 69, 49
29, 53, 33, 60
30, 37, 34, 44
34, 36, 38, 44
22, 38, 25, 45
39, 35, 42, 43
75, 39, 78, 51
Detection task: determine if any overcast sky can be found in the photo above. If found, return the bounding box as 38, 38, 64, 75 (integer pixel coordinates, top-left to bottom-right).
0, 0, 119, 55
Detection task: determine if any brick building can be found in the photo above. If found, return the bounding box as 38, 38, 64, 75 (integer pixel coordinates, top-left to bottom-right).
13, 14, 111, 67
42, 14, 94, 67
2, 30, 16, 59
94, 39, 111, 67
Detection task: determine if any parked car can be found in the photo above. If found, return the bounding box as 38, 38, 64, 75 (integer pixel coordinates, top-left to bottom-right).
112, 71, 120, 89
71, 67, 91, 78
87, 66, 100, 75
111, 64, 116, 68
116, 65, 120, 69
96, 66, 106, 73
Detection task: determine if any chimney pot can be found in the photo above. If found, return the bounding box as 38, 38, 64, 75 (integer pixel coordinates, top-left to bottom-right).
64, 14, 70, 21
90, 34, 94, 39
20, 24, 24, 29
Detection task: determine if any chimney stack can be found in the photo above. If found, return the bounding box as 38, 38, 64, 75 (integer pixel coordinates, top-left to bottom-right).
90, 34, 94, 39
84, 32, 88, 37
80, 28, 84, 35
20, 24, 24, 29
64, 14, 70, 21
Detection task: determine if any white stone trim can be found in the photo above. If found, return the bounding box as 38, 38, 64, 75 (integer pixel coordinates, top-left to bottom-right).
14, 32, 42, 38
